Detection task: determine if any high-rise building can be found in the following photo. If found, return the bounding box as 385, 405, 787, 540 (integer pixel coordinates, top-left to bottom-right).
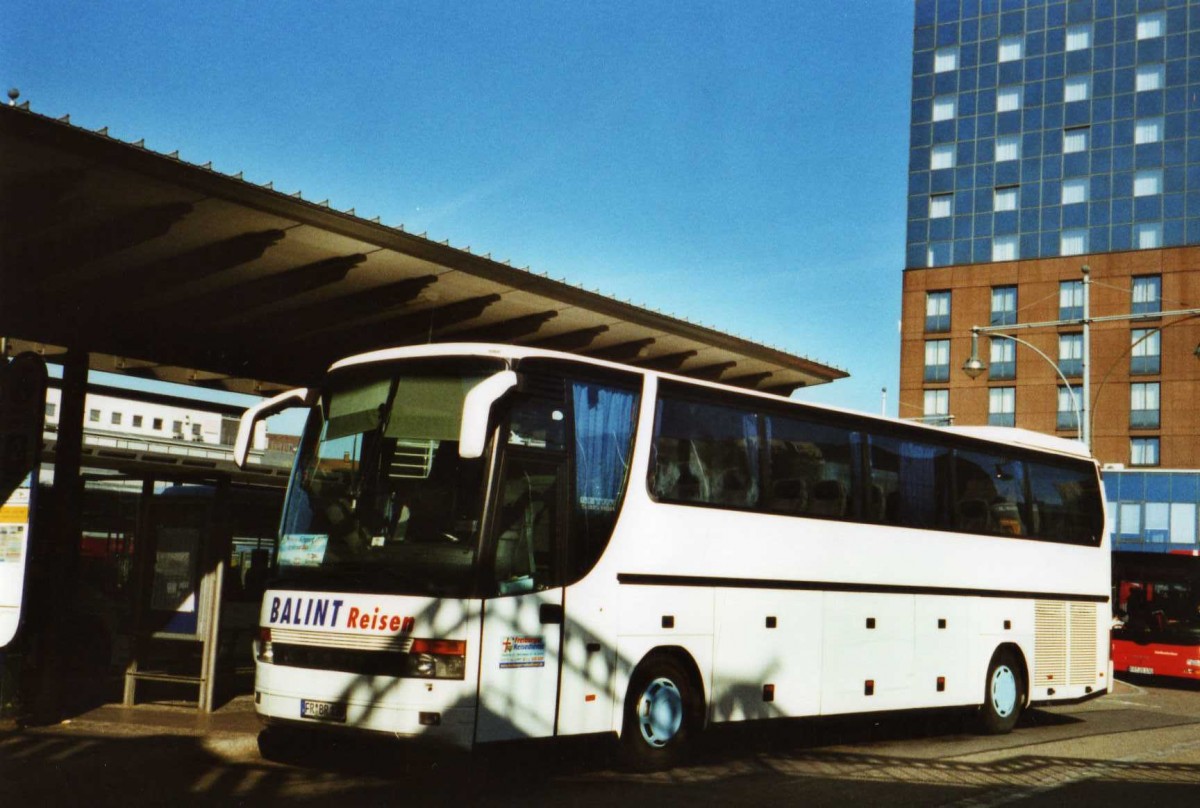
900, 0, 1200, 550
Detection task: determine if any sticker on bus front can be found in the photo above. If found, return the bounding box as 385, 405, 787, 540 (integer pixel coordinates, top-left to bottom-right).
279, 534, 329, 567
499, 636, 545, 669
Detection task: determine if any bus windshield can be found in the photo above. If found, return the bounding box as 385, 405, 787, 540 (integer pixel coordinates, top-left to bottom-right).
275, 358, 504, 597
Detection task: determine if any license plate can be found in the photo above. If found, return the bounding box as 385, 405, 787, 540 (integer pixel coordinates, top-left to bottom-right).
1129, 666, 1154, 675
300, 699, 347, 722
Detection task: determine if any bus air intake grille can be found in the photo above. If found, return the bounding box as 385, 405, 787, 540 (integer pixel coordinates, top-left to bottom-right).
1034, 601, 1067, 685
268, 627, 415, 653
1069, 603, 1098, 686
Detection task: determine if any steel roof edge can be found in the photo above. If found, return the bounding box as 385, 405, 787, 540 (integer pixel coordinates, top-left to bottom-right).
1, 103, 847, 385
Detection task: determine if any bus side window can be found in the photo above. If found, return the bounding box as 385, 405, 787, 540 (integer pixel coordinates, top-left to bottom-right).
651, 397, 759, 509
764, 414, 854, 520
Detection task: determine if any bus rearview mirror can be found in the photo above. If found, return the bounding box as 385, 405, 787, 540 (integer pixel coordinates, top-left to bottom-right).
459, 370, 518, 459
235, 387, 311, 469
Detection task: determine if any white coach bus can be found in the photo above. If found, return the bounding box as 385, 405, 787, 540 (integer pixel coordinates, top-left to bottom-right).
236, 343, 1109, 769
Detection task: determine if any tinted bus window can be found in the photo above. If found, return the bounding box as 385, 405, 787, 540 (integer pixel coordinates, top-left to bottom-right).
867, 435, 953, 530
953, 450, 1028, 537
1027, 460, 1103, 546
651, 397, 760, 508
764, 414, 855, 519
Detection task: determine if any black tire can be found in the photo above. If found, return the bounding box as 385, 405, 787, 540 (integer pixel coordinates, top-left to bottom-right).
618, 654, 702, 771
976, 649, 1025, 735
257, 725, 308, 761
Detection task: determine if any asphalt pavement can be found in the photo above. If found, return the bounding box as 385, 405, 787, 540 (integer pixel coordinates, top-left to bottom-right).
4, 679, 1200, 806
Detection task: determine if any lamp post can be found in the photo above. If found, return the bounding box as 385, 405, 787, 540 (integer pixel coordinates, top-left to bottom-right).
960, 265, 1200, 453
963, 327, 1087, 444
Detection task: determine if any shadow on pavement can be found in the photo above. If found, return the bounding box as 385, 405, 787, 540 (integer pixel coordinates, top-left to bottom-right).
3, 705, 1197, 807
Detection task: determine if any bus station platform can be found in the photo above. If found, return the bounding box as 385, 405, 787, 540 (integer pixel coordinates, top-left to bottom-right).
0, 694, 264, 764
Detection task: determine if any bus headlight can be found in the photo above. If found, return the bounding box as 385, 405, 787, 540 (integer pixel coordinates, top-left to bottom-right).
404, 639, 466, 680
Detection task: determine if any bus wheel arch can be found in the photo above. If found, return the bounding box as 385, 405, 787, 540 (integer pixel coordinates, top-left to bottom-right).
618, 647, 705, 771
976, 643, 1027, 735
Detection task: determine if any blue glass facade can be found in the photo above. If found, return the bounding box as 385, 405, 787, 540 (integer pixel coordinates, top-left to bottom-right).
907, 0, 1200, 269
1105, 469, 1200, 549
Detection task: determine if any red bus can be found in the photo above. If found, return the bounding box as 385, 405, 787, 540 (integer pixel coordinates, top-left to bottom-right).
1111, 551, 1200, 681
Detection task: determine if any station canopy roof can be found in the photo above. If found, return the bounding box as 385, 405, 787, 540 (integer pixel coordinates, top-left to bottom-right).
1, 104, 847, 399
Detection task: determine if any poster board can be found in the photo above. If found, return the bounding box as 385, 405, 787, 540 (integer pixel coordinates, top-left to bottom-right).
0, 483, 31, 648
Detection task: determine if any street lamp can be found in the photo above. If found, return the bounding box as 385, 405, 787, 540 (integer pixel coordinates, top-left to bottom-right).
961, 265, 1200, 454
961, 325, 1086, 444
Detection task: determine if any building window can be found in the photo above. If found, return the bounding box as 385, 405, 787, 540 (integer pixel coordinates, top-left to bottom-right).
992, 235, 1018, 262
172, 420, 183, 436
988, 387, 1016, 427
132, 415, 143, 428
1060, 280, 1084, 320
934, 46, 958, 73
931, 143, 955, 170
1058, 333, 1083, 377
993, 186, 1018, 212
1135, 222, 1162, 249
46, 402, 57, 418
1131, 382, 1161, 429
933, 96, 957, 121
192, 423, 203, 439
995, 134, 1020, 162
925, 290, 951, 332
998, 35, 1023, 62
1063, 126, 1089, 154
1064, 75, 1090, 103
1137, 11, 1166, 40
1057, 386, 1081, 431
111, 412, 122, 426
1131, 328, 1161, 375
929, 193, 953, 219
1134, 169, 1162, 197
1062, 178, 1088, 205
153, 418, 163, 431
1135, 117, 1164, 144
924, 339, 951, 383
988, 232, 1017, 261
1132, 275, 1162, 316
1131, 437, 1160, 467
997, 86, 1022, 113
927, 243, 950, 267
1061, 229, 1088, 256
990, 286, 1017, 326
88, 409, 100, 423
923, 389, 950, 424
989, 338, 1016, 380
1136, 64, 1165, 92
1066, 24, 1091, 51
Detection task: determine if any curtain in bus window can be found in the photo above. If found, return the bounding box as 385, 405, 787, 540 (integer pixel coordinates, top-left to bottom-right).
898, 441, 948, 529
573, 383, 636, 516
571, 382, 638, 578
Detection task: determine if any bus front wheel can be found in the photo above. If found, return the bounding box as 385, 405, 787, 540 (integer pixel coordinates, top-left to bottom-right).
618, 654, 701, 771
976, 648, 1024, 735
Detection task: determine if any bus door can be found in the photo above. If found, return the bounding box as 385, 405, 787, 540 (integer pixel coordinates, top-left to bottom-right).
476, 393, 570, 742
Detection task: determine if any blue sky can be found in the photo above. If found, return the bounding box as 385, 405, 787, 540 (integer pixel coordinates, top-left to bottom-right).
4, 1, 914, 419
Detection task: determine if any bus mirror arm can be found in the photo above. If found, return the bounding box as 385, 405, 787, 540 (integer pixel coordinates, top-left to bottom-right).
234, 388, 312, 469
459, 370, 519, 459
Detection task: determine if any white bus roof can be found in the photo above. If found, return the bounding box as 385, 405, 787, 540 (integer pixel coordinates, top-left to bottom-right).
330, 343, 1096, 462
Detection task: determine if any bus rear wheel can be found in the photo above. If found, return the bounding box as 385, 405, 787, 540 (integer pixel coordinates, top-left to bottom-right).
976, 649, 1024, 735
618, 654, 701, 771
